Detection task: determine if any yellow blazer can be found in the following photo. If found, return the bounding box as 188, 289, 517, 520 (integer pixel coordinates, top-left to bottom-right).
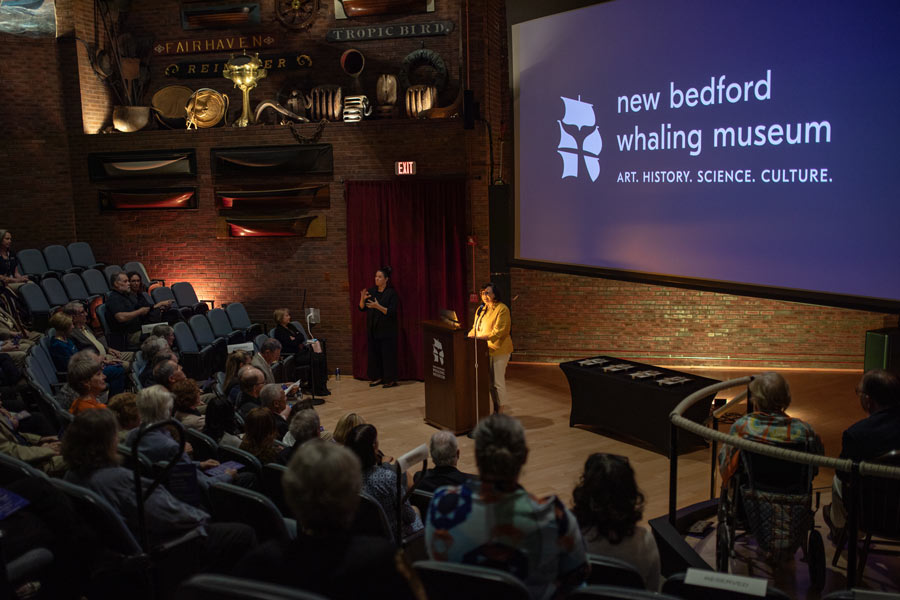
468, 302, 513, 356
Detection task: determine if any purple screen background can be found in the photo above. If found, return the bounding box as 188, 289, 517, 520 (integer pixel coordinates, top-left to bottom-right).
514, 0, 900, 303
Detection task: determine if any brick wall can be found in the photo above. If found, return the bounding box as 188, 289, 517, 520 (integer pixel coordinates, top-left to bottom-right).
508, 269, 897, 369
0, 0, 893, 375
0, 33, 77, 245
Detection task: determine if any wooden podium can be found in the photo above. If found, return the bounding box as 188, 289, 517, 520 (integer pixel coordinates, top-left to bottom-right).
422, 320, 490, 434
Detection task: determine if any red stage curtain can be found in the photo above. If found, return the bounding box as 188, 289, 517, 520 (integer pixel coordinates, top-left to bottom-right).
347, 179, 468, 381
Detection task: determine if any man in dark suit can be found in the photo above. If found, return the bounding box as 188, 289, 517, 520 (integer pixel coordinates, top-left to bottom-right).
824, 369, 900, 537
416, 430, 475, 493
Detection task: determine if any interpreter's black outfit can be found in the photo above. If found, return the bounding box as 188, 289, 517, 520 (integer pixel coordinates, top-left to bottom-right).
359, 286, 399, 384
273, 323, 329, 395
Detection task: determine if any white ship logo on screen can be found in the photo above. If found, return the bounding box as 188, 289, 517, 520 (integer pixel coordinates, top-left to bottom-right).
558, 96, 602, 181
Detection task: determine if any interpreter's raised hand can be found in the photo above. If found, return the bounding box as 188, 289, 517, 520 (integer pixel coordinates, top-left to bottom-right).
360, 289, 371, 302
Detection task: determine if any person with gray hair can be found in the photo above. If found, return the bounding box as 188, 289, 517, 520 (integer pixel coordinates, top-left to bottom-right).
415, 430, 475, 493
279, 409, 321, 464
236, 440, 419, 599
718, 371, 823, 486
63, 301, 133, 367
259, 383, 289, 439
153, 359, 186, 390
139, 336, 169, 387
425, 414, 588, 598
67, 350, 111, 415
252, 338, 282, 384
126, 385, 237, 502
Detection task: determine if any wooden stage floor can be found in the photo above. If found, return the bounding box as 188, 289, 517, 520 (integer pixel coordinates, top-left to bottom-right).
314, 364, 898, 596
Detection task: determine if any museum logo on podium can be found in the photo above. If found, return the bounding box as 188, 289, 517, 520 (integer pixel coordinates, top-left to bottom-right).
558, 95, 602, 182
431, 338, 445, 380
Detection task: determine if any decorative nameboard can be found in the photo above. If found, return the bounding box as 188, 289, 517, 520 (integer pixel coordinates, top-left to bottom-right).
326, 20, 453, 42
165, 53, 311, 79
154, 32, 277, 56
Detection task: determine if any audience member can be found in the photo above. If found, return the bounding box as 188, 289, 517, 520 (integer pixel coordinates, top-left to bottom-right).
718, 372, 824, 486
127, 386, 236, 500
236, 440, 419, 599
332, 412, 365, 445
203, 394, 243, 447
0, 392, 64, 474
252, 338, 281, 384
824, 369, 900, 538
151, 323, 176, 350
68, 350, 111, 416
272, 307, 330, 396
106, 272, 172, 346
62, 301, 133, 366
259, 383, 288, 440
415, 430, 474, 493
280, 408, 320, 464
63, 409, 257, 586
172, 378, 206, 430
0, 301, 40, 367
128, 271, 182, 323
223, 350, 251, 403
240, 407, 281, 465
0, 229, 29, 293
572, 453, 661, 591
139, 335, 169, 387
153, 359, 186, 389
346, 423, 423, 539
50, 312, 126, 396
425, 414, 588, 599
237, 366, 265, 418
107, 392, 140, 441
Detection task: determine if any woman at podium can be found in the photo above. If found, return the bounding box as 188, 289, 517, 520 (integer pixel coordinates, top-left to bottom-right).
359, 266, 399, 388
468, 282, 513, 413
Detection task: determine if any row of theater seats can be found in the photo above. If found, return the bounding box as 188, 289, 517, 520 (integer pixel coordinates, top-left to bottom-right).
18, 266, 192, 322
14, 242, 106, 280
101, 303, 264, 380
1, 444, 828, 600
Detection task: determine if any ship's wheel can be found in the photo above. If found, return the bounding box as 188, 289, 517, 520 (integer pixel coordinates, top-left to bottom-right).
275, 0, 319, 31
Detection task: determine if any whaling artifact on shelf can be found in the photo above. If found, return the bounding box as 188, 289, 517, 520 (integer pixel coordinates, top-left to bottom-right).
255, 100, 310, 125
223, 51, 267, 127
186, 88, 229, 128
342, 95, 372, 122
307, 85, 343, 121
151, 85, 194, 128
405, 84, 437, 118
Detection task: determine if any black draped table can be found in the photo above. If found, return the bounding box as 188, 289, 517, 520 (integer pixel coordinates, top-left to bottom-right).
559, 356, 720, 456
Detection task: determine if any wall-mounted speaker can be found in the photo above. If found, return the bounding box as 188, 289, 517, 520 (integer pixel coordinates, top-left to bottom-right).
864, 328, 900, 374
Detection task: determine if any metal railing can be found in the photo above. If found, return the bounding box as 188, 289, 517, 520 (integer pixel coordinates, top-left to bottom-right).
668, 376, 900, 586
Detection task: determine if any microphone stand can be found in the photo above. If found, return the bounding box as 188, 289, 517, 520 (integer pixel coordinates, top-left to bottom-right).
467, 304, 485, 439
306, 310, 318, 405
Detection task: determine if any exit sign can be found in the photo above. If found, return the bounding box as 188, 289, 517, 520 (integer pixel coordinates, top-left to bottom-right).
395, 161, 416, 175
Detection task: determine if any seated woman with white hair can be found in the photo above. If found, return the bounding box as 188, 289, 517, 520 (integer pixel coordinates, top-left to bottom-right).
718, 371, 824, 485
126, 385, 238, 504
